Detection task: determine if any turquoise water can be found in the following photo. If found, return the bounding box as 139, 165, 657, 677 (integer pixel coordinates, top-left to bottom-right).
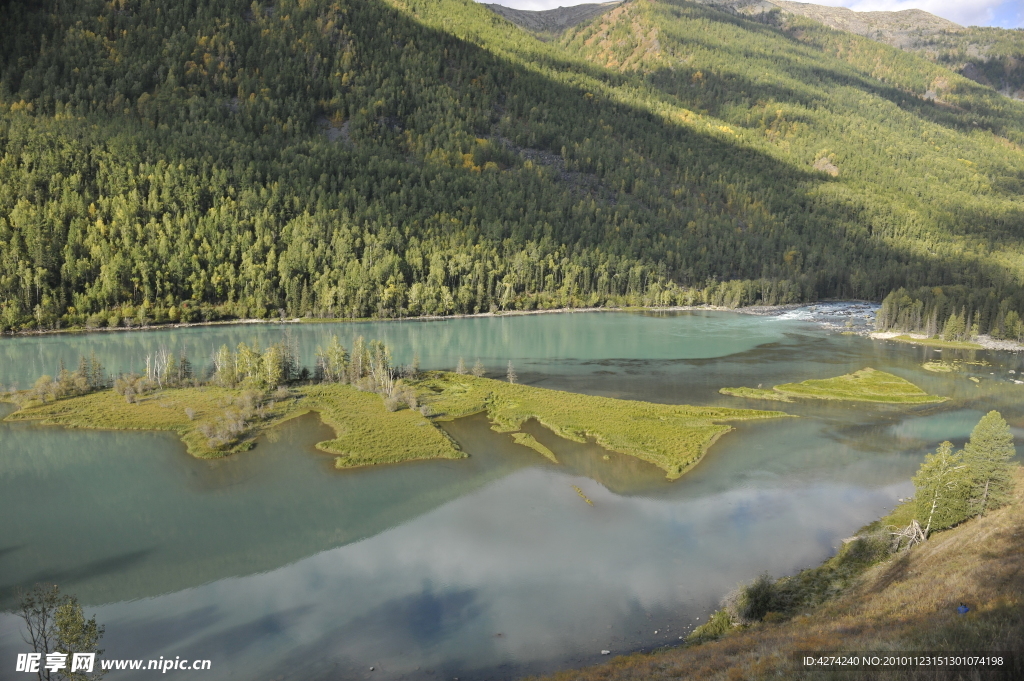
1, 311, 1021, 679
0, 311, 797, 389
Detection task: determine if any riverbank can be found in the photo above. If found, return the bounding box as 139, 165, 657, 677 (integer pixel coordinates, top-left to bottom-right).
533, 467, 1024, 681
871, 331, 1024, 353
0, 302, 816, 338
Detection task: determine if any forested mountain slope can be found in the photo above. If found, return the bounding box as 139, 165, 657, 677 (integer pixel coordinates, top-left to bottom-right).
484, 2, 621, 39
0, 0, 1023, 335
697, 0, 1024, 100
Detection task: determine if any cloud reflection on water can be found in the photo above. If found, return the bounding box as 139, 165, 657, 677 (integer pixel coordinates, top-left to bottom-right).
40, 468, 908, 680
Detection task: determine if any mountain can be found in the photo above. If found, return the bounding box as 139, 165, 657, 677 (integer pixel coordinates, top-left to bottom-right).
0, 0, 1023, 339
690, 0, 1024, 100
484, 2, 622, 39
701, 0, 962, 40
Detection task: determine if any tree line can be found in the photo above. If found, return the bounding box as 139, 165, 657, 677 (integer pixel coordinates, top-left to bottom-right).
874, 286, 1024, 341
1, 0, 1023, 332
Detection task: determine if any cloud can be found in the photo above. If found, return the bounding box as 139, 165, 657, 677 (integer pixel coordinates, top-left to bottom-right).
480, 0, 1023, 28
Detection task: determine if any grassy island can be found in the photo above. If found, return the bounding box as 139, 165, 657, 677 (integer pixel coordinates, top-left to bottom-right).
716, 387, 794, 403
884, 335, 984, 350
412, 373, 788, 480
721, 368, 946, 404
5, 374, 788, 479
510, 432, 559, 463
5, 384, 466, 469
2, 339, 788, 479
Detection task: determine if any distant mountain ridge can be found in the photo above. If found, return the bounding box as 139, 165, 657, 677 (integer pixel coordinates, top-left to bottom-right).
484, 2, 622, 37
692, 0, 1024, 99
486, 0, 1022, 99
701, 0, 962, 37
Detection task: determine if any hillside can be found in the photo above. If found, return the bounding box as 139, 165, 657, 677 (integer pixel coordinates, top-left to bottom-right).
0, 0, 1023, 335
484, 2, 622, 39
695, 0, 1024, 99
534, 468, 1024, 680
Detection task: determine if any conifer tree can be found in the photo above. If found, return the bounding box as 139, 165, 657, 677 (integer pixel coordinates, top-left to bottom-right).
962, 410, 1016, 516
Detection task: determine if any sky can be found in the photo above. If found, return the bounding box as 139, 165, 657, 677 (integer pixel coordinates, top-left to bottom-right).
483, 0, 1024, 29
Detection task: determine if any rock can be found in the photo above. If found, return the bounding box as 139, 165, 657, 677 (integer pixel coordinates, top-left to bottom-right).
813, 156, 840, 177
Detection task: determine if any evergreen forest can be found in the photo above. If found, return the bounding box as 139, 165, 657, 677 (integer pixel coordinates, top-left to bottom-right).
1, 0, 1023, 332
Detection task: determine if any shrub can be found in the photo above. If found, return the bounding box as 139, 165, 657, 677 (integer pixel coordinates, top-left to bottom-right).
740, 573, 784, 622
687, 608, 732, 643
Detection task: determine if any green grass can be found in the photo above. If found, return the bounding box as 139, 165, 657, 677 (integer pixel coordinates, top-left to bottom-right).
299, 385, 464, 469
922, 359, 990, 373
687, 609, 733, 644
4, 384, 464, 468
510, 432, 558, 463
6, 373, 789, 479
723, 368, 946, 404
922, 360, 954, 372
718, 387, 793, 402
413, 372, 789, 480
888, 335, 984, 350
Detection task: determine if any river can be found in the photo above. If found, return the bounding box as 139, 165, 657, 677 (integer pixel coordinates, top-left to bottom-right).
1, 310, 1022, 679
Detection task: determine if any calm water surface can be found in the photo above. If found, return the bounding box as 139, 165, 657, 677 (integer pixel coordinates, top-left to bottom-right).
1, 311, 1022, 679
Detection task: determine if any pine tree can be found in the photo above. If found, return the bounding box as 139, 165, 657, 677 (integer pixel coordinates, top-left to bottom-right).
506, 360, 517, 384
455, 357, 467, 374
942, 312, 965, 342
87, 351, 105, 390
178, 350, 192, 384
913, 441, 970, 537
962, 410, 1016, 516
471, 359, 485, 377
162, 353, 178, 387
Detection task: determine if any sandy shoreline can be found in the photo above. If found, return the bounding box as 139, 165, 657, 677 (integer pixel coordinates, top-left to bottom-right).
869, 331, 1024, 353
8, 301, 1023, 353
1, 303, 808, 338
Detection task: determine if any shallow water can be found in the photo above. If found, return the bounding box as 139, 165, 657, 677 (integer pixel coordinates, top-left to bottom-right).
1, 311, 1022, 679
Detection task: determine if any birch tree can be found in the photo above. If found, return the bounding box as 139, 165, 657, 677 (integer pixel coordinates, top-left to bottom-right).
912, 441, 970, 538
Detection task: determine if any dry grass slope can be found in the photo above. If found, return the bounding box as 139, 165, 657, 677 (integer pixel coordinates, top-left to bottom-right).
534, 468, 1024, 681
